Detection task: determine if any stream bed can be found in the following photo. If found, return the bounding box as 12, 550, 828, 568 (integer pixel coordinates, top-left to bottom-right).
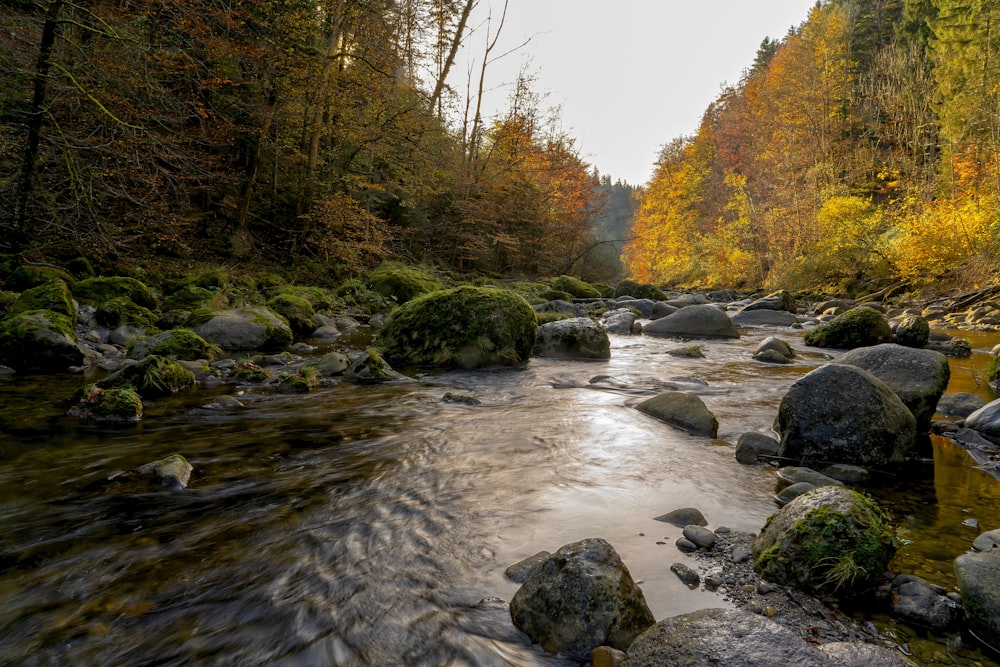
1, 325, 999, 666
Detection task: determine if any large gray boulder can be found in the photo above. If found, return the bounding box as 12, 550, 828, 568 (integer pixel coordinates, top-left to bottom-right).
0, 310, 89, 372
835, 344, 950, 433
623, 608, 831, 666
194, 307, 293, 352
732, 309, 798, 327
752, 486, 897, 597
804, 306, 893, 349
616, 298, 655, 318
636, 391, 718, 437
510, 538, 654, 660
533, 299, 588, 318
966, 399, 1000, 444
775, 364, 917, 467
641, 304, 739, 339
535, 317, 611, 359
954, 552, 1000, 653
600, 309, 637, 335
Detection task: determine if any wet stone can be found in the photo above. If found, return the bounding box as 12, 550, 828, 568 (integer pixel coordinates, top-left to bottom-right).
670, 562, 701, 588
682, 525, 716, 550
654, 507, 707, 527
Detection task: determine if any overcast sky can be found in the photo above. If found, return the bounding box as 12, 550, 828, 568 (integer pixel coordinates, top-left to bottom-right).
452, 1, 818, 185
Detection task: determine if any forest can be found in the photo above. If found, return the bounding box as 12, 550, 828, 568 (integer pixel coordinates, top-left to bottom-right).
0, 0, 634, 282
626, 0, 1000, 295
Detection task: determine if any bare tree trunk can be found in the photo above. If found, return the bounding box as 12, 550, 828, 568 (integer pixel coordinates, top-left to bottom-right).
429, 0, 476, 114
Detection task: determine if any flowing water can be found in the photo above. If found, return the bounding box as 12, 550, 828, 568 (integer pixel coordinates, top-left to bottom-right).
1, 325, 1000, 666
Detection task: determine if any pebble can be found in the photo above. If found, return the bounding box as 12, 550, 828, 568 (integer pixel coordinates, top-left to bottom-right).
675, 537, 698, 552
682, 525, 717, 549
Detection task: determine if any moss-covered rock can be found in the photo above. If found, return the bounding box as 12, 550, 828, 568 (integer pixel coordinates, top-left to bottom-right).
68, 384, 143, 422
128, 328, 220, 361
551, 275, 602, 299
539, 289, 576, 303
367, 264, 444, 304
96, 297, 158, 329
73, 276, 155, 309
612, 280, 667, 301
192, 307, 293, 352
4, 265, 76, 291
66, 257, 96, 279
0, 310, 86, 372
278, 366, 320, 392
267, 293, 317, 336
98, 355, 196, 397
375, 286, 537, 369
752, 486, 897, 597
0, 291, 18, 313
344, 348, 403, 384
803, 306, 892, 349
7, 279, 77, 319
162, 285, 215, 312
231, 359, 269, 382
272, 285, 338, 311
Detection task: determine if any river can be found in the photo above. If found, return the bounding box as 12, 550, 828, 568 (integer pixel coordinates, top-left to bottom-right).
1, 325, 998, 665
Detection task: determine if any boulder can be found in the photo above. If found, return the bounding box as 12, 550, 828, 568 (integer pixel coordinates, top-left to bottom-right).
97, 355, 196, 398
266, 293, 317, 336
4, 264, 76, 291
893, 314, 931, 348
315, 351, 350, 376
162, 284, 214, 312
739, 290, 797, 313
71, 276, 155, 309
754, 336, 794, 359
890, 574, 962, 631
601, 309, 636, 335
344, 348, 405, 384
533, 299, 589, 317
612, 280, 666, 301
67, 384, 143, 422
535, 317, 611, 359
641, 304, 739, 339
732, 309, 798, 327
551, 275, 602, 299
973, 529, 1000, 553
623, 608, 831, 667
752, 486, 897, 597
135, 453, 193, 490
835, 343, 949, 433
95, 297, 158, 329
366, 264, 443, 303
775, 466, 844, 488
636, 391, 719, 437
937, 392, 987, 417
376, 287, 537, 369
615, 299, 655, 318
7, 279, 77, 320
0, 310, 88, 372
649, 302, 678, 320
128, 329, 219, 361
803, 306, 893, 349
813, 298, 855, 315
818, 641, 916, 666
966, 399, 1000, 444
954, 552, 1000, 653
775, 364, 917, 467
509, 538, 654, 660
654, 507, 707, 527
505, 551, 551, 584
662, 293, 709, 308
735, 432, 780, 464
193, 307, 293, 352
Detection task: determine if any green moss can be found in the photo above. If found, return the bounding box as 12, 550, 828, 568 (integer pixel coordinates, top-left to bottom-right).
376, 286, 537, 369
986, 354, 1000, 385
667, 345, 705, 358
163, 285, 215, 311
755, 544, 781, 570
613, 280, 667, 301
0, 309, 83, 372
267, 293, 317, 336
334, 279, 392, 314
7, 279, 76, 319
278, 366, 320, 392
132, 329, 220, 361
803, 306, 892, 349
536, 311, 573, 325
539, 289, 575, 302
272, 286, 338, 311
71, 384, 143, 422
182, 308, 217, 329
98, 355, 196, 398
73, 276, 155, 309
96, 297, 158, 329
367, 264, 445, 304
551, 275, 602, 299
5, 265, 76, 291
0, 291, 18, 312
232, 359, 268, 382
66, 257, 96, 279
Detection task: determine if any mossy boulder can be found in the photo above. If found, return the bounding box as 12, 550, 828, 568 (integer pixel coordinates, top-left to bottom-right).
65, 257, 96, 279
193, 307, 293, 352
278, 366, 320, 392
162, 285, 215, 312
7, 279, 77, 320
376, 286, 537, 369
893, 314, 931, 348
539, 289, 576, 303
72, 276, 155, 309
803, 306, 892, 349
267, 293, 317, 336
550, 275, 602, 299
0, 310, 87, 372
68, 384, 143, 422
612, 280, 667, 301
272, 286, 338, 311
4, 265, 76, 291
98, 355, 196, 398
0, 291, 18, 313
96, 297, 158, 329
334, 279, 392, 315
128, 329, 220, 361
344, 348, 404, 384
367, 264, 444, 304
534, 317, 611, 359
752, 486, 897, 597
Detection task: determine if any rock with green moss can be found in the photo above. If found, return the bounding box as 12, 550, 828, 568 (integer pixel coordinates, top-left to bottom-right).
539, 289, 576, 303
68, 384, 143, 422
96, 297, 158, 329
231, 359, 269, 382
776, 363, 916, 467
344, 348, 404, 384
334, 279, 392, 315
72, 276, 155, 309
535, 317, 611, 359
7, 279, 77, 320
193, 306, 293, 352
376, 286, 537, 369
367, 264, 444, 304
892, 314, 930, 348
162, 285, 215, 312
272, 286, 338, 311
5, 265, 76, 291
0, 310, 88, 372
108, 453, 192, 491
65, 257, 96, 279
612, 280, 667, 301
0, 291, 18, 313
98, 355, 196, 398
267, 293, 316, 336
752, 486, 897, 597
636, 391, 719, 437
550, 275, 603, 299
128, 328, 220, 361
278, 366, 320, 392
804, 306, 892, 349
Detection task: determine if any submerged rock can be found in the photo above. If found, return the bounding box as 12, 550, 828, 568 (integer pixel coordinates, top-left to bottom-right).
509, 538, 654, 660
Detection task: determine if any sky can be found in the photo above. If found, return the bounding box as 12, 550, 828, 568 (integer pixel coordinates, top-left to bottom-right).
452, 1, 818, 186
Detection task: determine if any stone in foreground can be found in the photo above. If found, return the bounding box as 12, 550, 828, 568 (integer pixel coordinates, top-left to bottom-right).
510, 538, 654, 660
